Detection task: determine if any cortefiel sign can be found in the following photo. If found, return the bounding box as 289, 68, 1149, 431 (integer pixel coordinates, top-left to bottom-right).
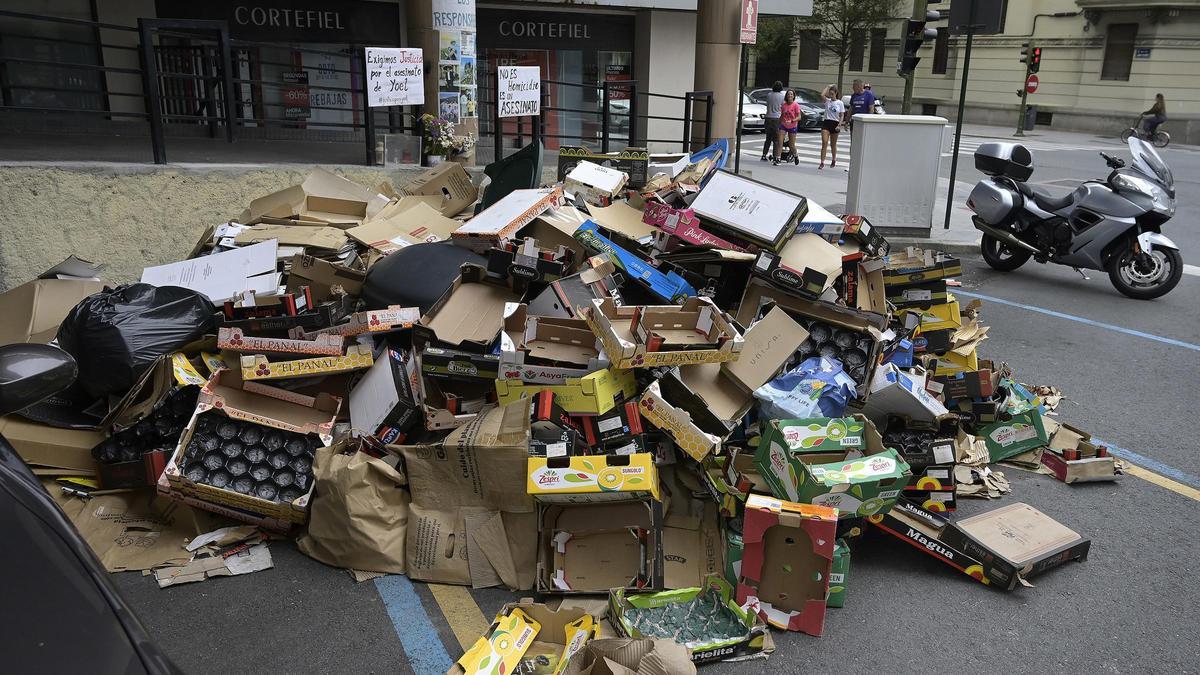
498, 66, 541, 117
365, 47, 424, 107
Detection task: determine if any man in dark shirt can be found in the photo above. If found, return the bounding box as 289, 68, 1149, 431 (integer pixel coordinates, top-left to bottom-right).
848, 79, 877, 131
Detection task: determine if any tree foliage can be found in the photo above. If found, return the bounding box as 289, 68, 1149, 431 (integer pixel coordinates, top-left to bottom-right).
798, 0, 903, 90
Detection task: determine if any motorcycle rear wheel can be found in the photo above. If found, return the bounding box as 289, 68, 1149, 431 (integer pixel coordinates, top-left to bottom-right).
981, 234, 1032, 271
1107, 246, 1182, 300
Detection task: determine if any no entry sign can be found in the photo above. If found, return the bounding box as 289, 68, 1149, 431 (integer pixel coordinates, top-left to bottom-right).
1025, 74, 1039, 94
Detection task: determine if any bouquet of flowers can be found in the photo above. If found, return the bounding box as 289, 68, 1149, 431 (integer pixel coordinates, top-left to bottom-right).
421, 113, 475, 157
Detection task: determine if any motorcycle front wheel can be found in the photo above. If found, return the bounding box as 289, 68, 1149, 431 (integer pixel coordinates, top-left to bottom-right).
981, 234, 1032, 271
1107, 245, 1182, 300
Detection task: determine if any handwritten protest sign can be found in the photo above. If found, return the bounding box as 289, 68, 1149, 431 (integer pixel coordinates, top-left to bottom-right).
497, 66, 540, 118
365, 47, 424, 107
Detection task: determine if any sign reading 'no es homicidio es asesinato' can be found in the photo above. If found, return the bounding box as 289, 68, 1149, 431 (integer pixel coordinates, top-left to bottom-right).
497, 66, 540, 118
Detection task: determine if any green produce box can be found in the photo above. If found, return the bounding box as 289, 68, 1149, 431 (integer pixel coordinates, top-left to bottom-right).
980, 380, 1050, 462
758, 416, 868, 455
759, 446, 913, 518
826, 539, 850, 608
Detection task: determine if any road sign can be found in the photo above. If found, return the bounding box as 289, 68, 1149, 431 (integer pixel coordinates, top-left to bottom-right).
1025, 74, 1039, 94
740, 0, 758, 44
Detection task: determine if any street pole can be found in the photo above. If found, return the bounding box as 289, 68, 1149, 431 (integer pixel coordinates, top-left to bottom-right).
901, 0, 928, 115
1015, 40, 1033, 137
735, 43, 746, 174
942, 5, 977, 231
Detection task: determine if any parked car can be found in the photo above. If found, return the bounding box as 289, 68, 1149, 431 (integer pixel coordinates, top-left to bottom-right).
739, 93, 768, 132
0, 343, 177, 674
747, 87, 823, 131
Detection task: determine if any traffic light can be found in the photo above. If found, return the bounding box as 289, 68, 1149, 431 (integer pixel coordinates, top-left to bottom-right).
1020, 43, 1042, 73
897, 14, 940, 76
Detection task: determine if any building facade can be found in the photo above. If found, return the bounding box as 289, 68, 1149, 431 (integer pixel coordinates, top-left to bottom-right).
772, 0, 1200, 144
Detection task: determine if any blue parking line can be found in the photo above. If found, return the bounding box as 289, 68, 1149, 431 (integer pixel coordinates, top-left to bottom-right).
374, 575, 454, 674
954, 290, 1200, 353
1092, 437, 1200, 489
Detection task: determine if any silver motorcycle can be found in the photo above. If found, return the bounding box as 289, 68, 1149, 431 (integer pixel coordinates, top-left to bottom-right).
967, 137, 1182, 299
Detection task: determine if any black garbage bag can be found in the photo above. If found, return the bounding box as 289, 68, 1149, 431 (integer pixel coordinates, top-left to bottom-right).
361, 241, 485, 313
56, 284, 216, 399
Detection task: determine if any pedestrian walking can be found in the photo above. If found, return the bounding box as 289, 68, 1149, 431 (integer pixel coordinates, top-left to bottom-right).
819, 84, 844, 170
779, 90, 802, 166
1142, 93, 1167, 135
761, 81, 785, 163
847, 79, 878, 137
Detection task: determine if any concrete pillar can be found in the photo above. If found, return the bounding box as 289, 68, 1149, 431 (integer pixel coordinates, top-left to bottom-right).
405, 0, 478, 164
693, 0, 742, 143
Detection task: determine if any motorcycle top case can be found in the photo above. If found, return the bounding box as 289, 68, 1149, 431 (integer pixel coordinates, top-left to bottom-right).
973, 142, 1033, 182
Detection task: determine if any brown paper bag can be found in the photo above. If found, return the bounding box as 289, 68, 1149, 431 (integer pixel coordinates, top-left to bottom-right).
297, 448, 410, 575
406, 504, 471, 585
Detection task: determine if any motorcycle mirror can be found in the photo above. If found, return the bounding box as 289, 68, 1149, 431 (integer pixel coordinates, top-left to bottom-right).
0, 344, 78, 416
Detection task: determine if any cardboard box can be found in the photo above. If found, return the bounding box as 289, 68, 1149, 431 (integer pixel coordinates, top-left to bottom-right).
609, 575, 770, 664
240, 168, 389, 224
530, 391, 588, 458
400, 161, 478, 217
452, 187, 562, 252
349, 348, 421, 444
979, 380, 1050, 462
1041, 422, 1118, 483
421, 265, 523, 351
347, 201, 462, 253
887, 279, 949, 309
217, 327, 344, 356
904, 464, 957, 512
750, 233, 845, 299
570, 401, 644, 449
586, 201, 658, 246
285, 254, 366, 301
574, 222, 696, 303
638, 308, 807, 462
840, 258, 888, 317
868, 499, 995, 587
495, 367, 638, 416
234, 224, 348, 251
882, 248, 962, 286
933, 368, 997, 400
294, 306, 421, 338
826, 539, 850, 608
528, 453, 660, 503
96, 450, 170, 490
452, 603, 597, 675
900, 296, 963, 333
689, 171, 808, 251
792, 200, 845, 240
500, 303, 609, 385
643, 202, 745, 252
564, 160, 629, 206
736, 495, 837, 635
584, 297, 744, 369
537, 499, 665, 594
837, 214, 889, 257
757, 416, 870, 457
0, 416, 102, 474
526, 257, 623, 320
557, 145, 649, 187
239, 344, 374, 381
940, 502, 1090, 589
0, 257, 105, 345
158, 370, 341, 527
861, 364, 950, 427
218, 297, 353, 335
487, 238, 575, 285
421, 346, 500, 382
419, 377, 495, 430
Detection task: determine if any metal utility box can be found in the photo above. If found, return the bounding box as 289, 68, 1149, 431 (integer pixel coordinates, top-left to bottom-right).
846, 115, 947, 236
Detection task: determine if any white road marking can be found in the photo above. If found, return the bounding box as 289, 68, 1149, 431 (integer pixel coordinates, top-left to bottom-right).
1183, 264, 1200, 277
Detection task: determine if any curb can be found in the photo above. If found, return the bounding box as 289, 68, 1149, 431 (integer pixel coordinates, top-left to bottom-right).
889, 238, 981, 255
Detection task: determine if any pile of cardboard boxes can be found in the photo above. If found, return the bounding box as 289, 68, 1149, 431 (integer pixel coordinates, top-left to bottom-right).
0, 141, 1110, 672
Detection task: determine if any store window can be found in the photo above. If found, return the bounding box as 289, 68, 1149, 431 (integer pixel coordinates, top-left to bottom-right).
868, 28, 886, 73
848, 29, 866, 72
932, 28, 950, 75
797, 29, 821, 70
1102, 23, 1138, 81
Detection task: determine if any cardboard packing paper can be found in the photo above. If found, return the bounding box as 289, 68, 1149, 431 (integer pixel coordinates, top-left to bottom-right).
397, 401, 536, 588
48, 483, 223, 572
297, 447, 410, 575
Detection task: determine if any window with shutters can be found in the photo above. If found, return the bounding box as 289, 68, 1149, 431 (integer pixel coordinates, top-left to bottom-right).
797, 29, 821, 70
868, 28, 887, 73
1101, 23, 1138, 81
932, 28, 950, 74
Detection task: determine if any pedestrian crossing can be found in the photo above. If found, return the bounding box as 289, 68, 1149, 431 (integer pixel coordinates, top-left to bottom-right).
738, 132, 1114, 169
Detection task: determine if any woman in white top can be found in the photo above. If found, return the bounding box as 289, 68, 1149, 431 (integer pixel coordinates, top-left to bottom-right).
819, 84, 844, 170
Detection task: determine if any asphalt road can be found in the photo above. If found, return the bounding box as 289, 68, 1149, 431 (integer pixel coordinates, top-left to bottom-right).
111, 132, 1200, 675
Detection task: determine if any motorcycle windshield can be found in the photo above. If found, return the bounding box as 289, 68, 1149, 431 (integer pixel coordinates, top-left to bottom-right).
1128, 137, 1173, 189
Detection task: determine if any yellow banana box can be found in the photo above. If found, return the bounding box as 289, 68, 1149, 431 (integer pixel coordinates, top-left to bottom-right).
527, 453, 660, 503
